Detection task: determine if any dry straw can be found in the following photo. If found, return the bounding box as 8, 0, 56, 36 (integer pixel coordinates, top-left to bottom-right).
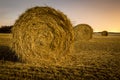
11, 6, 74, 65
74, 24, 93, 41
101, 31, 108, 36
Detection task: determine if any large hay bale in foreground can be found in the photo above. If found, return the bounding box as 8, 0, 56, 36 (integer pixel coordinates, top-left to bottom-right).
11, 6, 74, 64
101, 31, 108, 36
74, 24, 93, 41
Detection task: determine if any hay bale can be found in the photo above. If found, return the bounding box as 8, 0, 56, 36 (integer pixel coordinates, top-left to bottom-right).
74, 24, 93, 41
11, 6, 74, 64
101, 31, 108, 36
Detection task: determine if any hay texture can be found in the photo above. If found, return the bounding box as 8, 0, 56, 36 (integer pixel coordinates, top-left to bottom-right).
101, 31, 108, 36
74, 24, 93, 41
11, 6, 74, 64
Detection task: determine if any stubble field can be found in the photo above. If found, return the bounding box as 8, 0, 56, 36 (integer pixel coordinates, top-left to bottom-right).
0, 33, 120, 80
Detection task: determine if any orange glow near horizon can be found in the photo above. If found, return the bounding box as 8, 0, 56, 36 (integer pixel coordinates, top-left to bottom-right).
0, 0, 120, 32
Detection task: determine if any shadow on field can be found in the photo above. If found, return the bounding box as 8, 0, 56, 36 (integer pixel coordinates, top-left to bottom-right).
0, 45, 19, 62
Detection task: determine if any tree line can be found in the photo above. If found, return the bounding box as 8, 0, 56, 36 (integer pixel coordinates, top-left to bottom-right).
0, 25, 12, 33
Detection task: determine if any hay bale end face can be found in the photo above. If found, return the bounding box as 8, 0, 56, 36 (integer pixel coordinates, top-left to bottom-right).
11, 6, 74, 64
74, 24, 93, 41
101, 31, 108, 36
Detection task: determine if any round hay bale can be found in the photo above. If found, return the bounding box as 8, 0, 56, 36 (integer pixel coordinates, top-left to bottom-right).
101, 31, 108, 36
74, 24, 93, 41
11, 6, 74, 64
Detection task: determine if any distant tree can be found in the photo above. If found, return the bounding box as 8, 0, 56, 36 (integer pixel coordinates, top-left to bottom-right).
101, 30, 108, 36
0, 25, 12, 33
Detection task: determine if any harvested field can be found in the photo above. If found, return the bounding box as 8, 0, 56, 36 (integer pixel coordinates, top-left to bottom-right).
0, 33, 120, 79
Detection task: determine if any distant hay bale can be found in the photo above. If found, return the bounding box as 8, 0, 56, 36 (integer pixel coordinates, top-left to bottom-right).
101, 31, 108, 36
74, 24, 93, 41
11, 6, 74, 64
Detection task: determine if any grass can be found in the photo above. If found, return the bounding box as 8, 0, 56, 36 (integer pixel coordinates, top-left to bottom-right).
0, 33, 120, 80
0, 33, 12, 46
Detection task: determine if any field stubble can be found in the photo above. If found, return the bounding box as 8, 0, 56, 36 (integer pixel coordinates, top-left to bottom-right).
0, 33, 120, 80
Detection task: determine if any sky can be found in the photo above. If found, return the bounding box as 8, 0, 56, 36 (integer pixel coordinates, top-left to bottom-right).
0, 0, 120, 32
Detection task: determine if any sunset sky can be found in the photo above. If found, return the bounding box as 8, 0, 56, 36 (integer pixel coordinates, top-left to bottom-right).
0, 0, 120, 32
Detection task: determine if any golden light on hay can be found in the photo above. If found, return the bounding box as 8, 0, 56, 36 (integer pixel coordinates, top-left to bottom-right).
11, 6, 74, 65
74, 24, 93, 41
